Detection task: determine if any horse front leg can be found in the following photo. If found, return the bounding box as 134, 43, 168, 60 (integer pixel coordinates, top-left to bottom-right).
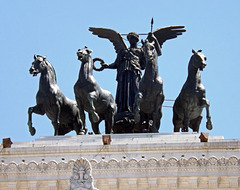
104, 108, 114, 134
173, 112, 181, 132
88, 92, 100, 123
51, 101, 61, 136
202, 98, 213, 130
73, 110, 84, 135
182, 109, 189, 132
79, 106, 87, 134
27, 105, 45, 136
134, 92, 143, 124
152, 111, 161, 133
76, 98, 87, 134
153, 93, 164, 132
90, 119, 101, 134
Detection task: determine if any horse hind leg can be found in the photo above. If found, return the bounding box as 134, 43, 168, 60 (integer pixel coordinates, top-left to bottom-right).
50, 101, 62, 136
88, 92, 100, 123
190, 115, 202, 133
57, 124, 71, 135
104, 108, 114, 134
172, 111, 182, 132
156, 107, 163, 132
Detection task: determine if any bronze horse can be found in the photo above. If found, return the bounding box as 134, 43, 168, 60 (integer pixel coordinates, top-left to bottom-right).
173, 49, 213, 132
74, 47, 116, 134
134, 39, 164, 133
28, 55, 83, 136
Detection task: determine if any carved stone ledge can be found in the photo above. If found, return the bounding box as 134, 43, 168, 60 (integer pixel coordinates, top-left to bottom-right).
0, 156, 240, 178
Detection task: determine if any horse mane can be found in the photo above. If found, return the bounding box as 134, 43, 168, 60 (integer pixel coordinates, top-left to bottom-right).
45, 60, 57, 82
36, 55, 57, 82
188, 53, 198, 71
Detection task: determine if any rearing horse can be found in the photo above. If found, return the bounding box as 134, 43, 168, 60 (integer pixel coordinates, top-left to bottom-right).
28, 55, 83, 136
74, 47, 116, 134
173, 49, 213, 132
134, 39, 164, 133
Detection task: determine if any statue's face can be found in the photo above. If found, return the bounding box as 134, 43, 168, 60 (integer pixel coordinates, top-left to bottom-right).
77, 48, 92, 62
128, 35, 138, 46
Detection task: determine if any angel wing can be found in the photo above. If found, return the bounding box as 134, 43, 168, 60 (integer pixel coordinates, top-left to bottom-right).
153, 26, 186, 47
89, 27, 128, 53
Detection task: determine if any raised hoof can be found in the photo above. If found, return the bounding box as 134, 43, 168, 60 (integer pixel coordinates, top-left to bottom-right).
206, 120, 213, 130
30, 127, 36, 136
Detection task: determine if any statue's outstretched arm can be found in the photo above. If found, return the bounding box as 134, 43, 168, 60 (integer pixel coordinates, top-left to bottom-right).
95, 49, 123, 71
93, 56, 118, 71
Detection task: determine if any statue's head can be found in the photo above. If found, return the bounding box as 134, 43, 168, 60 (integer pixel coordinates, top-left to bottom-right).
77, 46, 93, 63
127, 32, 139, 42
29, 55, 47, 76
191, 49, 207, 71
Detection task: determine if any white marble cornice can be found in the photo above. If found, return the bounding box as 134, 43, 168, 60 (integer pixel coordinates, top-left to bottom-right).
0, 156, 239, 181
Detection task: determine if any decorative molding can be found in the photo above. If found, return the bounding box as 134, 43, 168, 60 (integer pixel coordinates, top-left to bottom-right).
0, 156, 239, 178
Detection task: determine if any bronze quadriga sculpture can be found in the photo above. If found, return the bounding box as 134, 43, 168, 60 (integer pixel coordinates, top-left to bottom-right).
74, 47, 116, 134
173, 49, 213, 132
28, 55, 83, 136
27, 21, 214, 136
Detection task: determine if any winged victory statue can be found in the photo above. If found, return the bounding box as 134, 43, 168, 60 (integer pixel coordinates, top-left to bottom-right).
89, 22, 186, 133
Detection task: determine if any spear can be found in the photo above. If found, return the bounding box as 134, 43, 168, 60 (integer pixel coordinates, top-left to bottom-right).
151, 17, 154, 32
121, 18, 154, 36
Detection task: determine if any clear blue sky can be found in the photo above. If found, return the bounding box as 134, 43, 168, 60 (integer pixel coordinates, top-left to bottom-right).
1, 1, 239, 142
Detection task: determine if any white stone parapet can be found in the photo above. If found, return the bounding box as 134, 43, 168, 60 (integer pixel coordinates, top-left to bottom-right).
0, 133, 239, 190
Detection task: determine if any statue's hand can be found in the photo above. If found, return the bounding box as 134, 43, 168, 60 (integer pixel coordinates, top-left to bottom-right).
101, 63, 109, 70
93, 58, 108, 71
94, 63, 109, 71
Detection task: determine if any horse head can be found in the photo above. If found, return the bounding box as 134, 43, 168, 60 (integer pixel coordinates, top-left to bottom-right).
142, 39, 157, 64
76, 47, 93, 63
191, 49, 207, 71
29, 55, 48, 76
